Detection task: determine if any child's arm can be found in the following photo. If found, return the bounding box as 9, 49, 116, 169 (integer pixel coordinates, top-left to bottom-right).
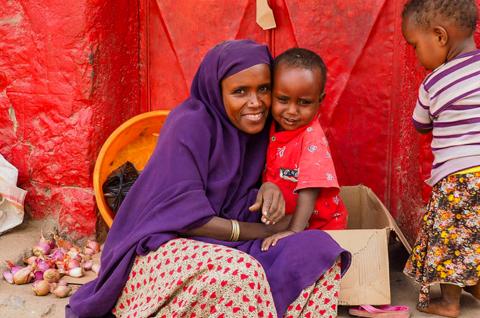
415, 127, 432, 134
413, 116, 432, 134
261, 188, 318, 251
412, 84, 432, 134
288, 188, 319, 232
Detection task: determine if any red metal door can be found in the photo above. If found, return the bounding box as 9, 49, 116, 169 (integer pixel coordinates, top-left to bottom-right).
141, 0, 480, 243
141, 0, 270, 111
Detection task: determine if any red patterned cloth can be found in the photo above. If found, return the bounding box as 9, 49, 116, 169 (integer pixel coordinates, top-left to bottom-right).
113, 238, 341, 318
264, 119, 347, 230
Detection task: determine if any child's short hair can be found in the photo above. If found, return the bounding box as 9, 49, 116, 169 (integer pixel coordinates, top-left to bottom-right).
402, 0, 478, 34
274, 48, 327, 93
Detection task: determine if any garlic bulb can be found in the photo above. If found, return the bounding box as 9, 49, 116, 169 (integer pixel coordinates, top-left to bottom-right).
24, 256, 37, 265
32, 280, 50, 296
43, 269, 60, 283
66, 259, 80, 270
86, 240, 100, 253
33, 271, 44, 281
82, 261, 93, 271
52, 285, 72, 298
32, 242, 51, 256
13, 266, 33, 285
83, 247, 95, 256
2, 271, 13, 284
68, 267, 84, 278
92, 263, 101, 274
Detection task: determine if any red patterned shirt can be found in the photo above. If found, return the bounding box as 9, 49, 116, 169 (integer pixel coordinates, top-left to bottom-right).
263, 119, 347, 230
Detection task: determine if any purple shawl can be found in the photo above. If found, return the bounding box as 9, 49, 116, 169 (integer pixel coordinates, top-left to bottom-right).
67, 40, 350, 318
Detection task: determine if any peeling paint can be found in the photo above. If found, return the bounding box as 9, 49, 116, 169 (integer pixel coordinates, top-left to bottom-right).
0, 14, 22, 26
0, 0, 141, 237
8, 106, 18, 134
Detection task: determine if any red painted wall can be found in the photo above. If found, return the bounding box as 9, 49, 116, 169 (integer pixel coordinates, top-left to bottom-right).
0, 0, 140, 237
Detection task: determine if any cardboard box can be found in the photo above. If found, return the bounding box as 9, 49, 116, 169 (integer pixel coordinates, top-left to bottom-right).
326, 185, 411, 306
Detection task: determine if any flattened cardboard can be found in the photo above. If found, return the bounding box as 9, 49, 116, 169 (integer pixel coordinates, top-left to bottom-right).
326, 185, 411, 306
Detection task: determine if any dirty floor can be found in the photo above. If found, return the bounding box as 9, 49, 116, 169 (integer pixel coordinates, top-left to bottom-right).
0, 220, 478, 317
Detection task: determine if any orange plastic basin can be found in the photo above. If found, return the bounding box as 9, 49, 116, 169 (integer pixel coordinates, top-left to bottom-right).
94, 110, 170, 227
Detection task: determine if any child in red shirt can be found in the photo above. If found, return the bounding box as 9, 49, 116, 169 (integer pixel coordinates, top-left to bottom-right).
262, 48, 347, 251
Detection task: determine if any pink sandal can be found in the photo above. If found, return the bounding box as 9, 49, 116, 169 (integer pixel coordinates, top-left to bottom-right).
349, 305, 410, 318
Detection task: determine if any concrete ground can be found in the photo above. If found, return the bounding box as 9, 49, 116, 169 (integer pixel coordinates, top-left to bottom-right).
0, 220, 479, 318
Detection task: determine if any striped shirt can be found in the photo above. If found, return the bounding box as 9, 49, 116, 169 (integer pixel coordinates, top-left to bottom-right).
412, 49, 480, 186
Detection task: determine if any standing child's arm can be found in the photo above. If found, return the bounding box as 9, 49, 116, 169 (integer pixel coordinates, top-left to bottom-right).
412, 84, 432, 134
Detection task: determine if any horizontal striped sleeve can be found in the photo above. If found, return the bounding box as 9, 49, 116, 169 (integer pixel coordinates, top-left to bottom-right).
425, 53, 480, 91
412, 84, 432, 130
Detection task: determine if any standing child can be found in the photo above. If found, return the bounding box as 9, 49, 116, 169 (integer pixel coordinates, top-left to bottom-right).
402, 1, 480, 317
261, 48, 347, 251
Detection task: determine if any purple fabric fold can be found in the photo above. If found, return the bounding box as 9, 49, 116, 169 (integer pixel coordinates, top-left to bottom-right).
67, 39, 350, 318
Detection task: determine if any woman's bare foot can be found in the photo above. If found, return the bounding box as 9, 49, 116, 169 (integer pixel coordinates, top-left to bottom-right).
464, 284, 480, 300
417, 298, 460, 318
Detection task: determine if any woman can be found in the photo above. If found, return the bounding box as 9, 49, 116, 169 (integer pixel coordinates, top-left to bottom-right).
67, 40, 350, 318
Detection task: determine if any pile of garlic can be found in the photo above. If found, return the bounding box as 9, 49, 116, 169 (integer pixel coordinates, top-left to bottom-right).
2, 233, 101, 298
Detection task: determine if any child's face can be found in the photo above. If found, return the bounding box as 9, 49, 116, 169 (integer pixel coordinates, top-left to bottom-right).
402, 16, 448, 71
272, 64, 324, 131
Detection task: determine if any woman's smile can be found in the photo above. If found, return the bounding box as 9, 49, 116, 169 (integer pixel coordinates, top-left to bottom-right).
242, 110, 266, 122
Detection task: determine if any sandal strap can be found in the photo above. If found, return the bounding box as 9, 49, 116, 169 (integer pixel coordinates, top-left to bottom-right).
359, 305, 410, 313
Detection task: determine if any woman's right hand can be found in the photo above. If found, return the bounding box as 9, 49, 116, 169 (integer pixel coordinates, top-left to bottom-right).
249, 182, 285, 224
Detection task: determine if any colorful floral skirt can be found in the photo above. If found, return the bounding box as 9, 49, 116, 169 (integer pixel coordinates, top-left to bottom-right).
404, 172, 480, 307
113, 238, 341, 318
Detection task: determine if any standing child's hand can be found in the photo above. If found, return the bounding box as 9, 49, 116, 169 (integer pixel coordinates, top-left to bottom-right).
249, 182, 285, 225
261, 230, 296, 251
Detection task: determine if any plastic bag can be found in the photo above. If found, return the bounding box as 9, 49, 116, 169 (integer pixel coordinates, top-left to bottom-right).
0, 154, 27, 235
102, 161, 139, 214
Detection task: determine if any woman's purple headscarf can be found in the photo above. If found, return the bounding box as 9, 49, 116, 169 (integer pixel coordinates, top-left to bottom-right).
67, 40, 350, 318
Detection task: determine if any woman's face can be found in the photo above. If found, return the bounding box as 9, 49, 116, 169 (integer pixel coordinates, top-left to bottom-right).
221, 64, 271, 134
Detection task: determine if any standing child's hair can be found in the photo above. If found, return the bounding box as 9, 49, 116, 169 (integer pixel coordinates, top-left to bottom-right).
273, 48, 328, 94
402, 0, 478, 33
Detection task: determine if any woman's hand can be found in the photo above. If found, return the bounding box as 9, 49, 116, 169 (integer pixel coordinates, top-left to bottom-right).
249, 182, 285, 225
261, 230, 296, 251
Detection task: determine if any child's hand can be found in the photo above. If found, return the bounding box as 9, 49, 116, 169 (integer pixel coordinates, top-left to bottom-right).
249, 182, 285, 225
261, 230, 296, 251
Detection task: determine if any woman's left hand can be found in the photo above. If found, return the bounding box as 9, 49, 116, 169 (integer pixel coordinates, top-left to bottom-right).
261, 230, 296, 251
249, 182, 285, 224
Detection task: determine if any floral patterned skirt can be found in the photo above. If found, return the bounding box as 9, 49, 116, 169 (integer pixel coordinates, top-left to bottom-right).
404, 172, 480, 307
113, 238, 341, 318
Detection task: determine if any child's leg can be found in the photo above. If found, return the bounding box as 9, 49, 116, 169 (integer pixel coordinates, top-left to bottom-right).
464, 283, 480, 300
418, 284, 461, 318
